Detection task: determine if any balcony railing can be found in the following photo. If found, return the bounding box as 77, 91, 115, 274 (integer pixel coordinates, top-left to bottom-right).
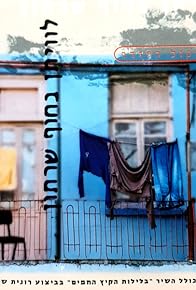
0, 199, 192, 263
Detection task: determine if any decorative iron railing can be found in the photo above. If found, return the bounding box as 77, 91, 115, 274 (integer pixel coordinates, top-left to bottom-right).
0, 199, 192, 262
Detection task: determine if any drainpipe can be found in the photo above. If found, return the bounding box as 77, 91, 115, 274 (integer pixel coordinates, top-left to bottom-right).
55, 70, 62, 261
186, 69, 194, 261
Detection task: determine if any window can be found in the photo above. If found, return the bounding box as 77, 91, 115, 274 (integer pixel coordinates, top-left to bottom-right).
0, 124, 44, 206
0, 75, 45, 208
110, 73, 172, 167
191, 142, 196, 171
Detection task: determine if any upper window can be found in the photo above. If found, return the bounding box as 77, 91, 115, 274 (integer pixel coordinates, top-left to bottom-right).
0, 75, 45, 121
110, 73, 172, 167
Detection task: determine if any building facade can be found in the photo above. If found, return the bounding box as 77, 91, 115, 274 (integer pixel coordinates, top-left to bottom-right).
0, 52, 195, 262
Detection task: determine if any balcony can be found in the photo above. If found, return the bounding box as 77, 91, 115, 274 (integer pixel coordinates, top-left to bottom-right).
0, 199, 192, 263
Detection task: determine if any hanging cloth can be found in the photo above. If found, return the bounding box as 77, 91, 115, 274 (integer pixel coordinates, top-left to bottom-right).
109, 141, 155, 228
109, 141, 151, 195
0, 147, 17, 190
150, 140, 184, 208
78, 129, 111, 207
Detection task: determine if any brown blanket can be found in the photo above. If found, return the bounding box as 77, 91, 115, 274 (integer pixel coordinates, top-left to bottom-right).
109, 141, 155, 228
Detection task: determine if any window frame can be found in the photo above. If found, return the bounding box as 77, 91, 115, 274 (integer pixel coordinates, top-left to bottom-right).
0, 75, 45, 209
111, 117, 173, 166
0, 122, 44, 208
110, 73, 173, 165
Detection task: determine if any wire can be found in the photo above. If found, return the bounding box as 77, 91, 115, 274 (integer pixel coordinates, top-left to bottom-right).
61, 118, 111, 132
60, 120, 186, 146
